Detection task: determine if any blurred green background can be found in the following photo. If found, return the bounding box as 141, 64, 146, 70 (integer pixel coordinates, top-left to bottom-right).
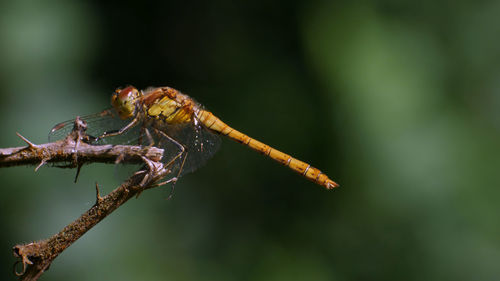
1, 0, 499, 280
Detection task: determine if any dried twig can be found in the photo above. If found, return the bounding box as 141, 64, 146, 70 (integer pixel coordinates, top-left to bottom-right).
3, 117, 172, 281
0, 134, 163, 169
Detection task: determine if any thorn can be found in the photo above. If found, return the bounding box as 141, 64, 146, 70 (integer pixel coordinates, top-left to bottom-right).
16, 133, 38, 148
74, 164, 83, 183
22, 254, 33, 266
115, 153, 125, 165
34, 159, 47, 172
72, 140, 80, 164
13, 252, 33, 276
138, 173, 150, 190
135, 189, 144, 199
132, 170, 147, 176
95, 182, 103, 204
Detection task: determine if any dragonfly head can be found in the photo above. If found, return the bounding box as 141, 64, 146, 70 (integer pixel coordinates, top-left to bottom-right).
111, 86, 141, 119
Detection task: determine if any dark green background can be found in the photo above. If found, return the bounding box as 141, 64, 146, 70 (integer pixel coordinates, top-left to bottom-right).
1, 0, 499, 280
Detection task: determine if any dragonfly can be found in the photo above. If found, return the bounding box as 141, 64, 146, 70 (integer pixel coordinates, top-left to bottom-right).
49, 86, 339, 189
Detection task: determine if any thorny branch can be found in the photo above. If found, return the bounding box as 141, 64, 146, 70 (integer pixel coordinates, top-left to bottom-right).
1, 117, 172, 281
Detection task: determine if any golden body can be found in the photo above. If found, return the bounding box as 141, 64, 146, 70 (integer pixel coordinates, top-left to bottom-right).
110, 86, 338, 189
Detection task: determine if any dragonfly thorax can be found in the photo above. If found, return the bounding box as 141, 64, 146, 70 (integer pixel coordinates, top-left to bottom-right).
111, 86, 141, 120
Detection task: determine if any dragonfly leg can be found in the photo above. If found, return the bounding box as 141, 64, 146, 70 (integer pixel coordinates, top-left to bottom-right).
161, 151, 189, 200
147, 176, 179, 200
166, 150, 189, 199
97, 117, 139, 140
142, 127, 155, 147
152, 128, 186, 170
149, 126, 189, 200
151, 128, 188, 198
150, 176, 178, 187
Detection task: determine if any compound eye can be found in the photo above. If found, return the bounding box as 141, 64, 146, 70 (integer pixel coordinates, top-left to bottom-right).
111, 86, 139, 119
117, 86, 139, 101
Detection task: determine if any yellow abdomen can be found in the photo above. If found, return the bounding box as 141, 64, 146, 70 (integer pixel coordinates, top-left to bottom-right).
197, 109, 338, 189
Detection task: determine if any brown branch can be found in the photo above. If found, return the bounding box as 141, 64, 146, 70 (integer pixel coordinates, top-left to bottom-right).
4, 117, 173, 280
0, 133, 163, 169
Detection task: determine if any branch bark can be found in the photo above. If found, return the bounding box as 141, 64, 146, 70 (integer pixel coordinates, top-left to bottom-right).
0, 134, 163, 169
3, 117, 172, 280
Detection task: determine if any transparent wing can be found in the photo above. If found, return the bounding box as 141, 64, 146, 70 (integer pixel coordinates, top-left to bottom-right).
153, 121, 221, 176
48, 109, 140, 145
49, 109, 221, 179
